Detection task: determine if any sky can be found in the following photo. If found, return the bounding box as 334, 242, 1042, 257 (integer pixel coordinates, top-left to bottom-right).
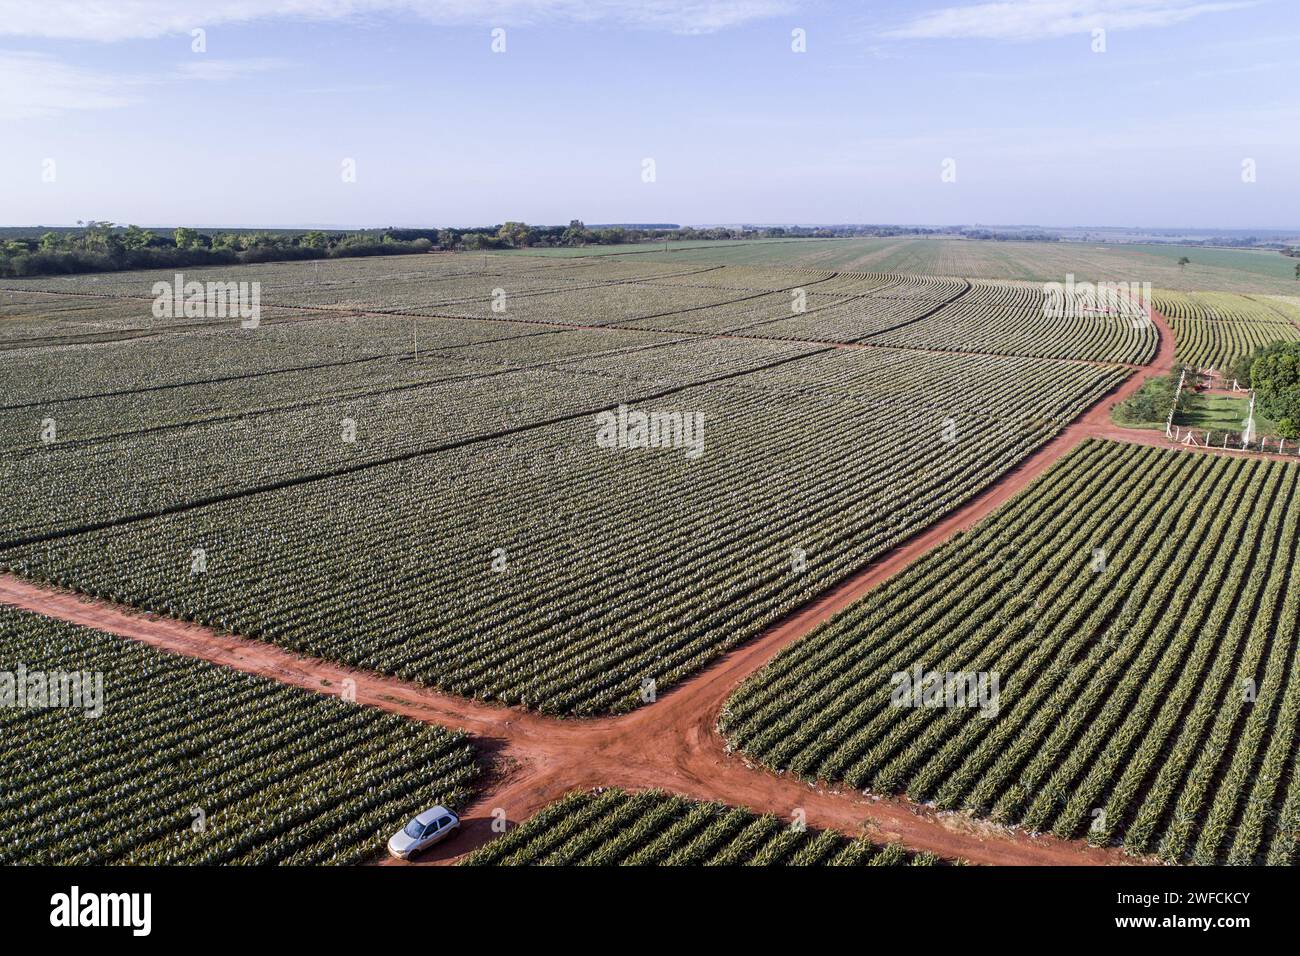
1, 0, 1297, 229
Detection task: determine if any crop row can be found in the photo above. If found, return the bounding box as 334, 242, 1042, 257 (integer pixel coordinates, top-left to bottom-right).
870, 279, 1157, 364
0, 347, 1125, 714
0, 606, 477, 864
1154, 291, 1300, 370
721, 439, 1300, 864
459, 789, 938, 865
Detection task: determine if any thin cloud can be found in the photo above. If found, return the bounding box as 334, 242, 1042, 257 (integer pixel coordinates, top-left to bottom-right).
173, 58, 292, 81
0, 0, 793, 41
885, 0, 1254, 41
1192, 60, 1281, 77
295, 83, 395, 94
0, 52, 291, 120
0, 51, 138, 119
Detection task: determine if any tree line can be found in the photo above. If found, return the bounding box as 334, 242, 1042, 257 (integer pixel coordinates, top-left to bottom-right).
0, 219, 1059, 278
0, 222, 434, 278
1, 219, 797, 276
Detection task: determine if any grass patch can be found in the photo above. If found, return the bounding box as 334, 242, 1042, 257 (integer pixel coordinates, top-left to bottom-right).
1115, 383, 1281, 437
1176, 394, 1278, 435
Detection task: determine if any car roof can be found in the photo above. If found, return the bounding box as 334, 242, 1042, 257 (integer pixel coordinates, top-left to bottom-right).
413, 805, 454, 825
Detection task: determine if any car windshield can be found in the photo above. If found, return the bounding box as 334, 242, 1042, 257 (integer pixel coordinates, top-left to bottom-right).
403, 818, 425, 838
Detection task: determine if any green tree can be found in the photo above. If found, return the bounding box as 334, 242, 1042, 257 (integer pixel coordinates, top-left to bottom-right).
1177, 256, 1191, 270
173, 226, 201, 250
561, 219, 592, 246
496, 221, 535, 248
121, 224, 156, 250
79, 220, 115, 252
1231, 340, 1293, 391
1250, 342, 1300, 438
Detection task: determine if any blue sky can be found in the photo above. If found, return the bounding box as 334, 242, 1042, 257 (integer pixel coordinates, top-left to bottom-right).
2, 1, 1297, 229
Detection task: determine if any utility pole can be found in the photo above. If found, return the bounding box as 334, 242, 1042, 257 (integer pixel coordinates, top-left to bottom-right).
1242, 391, 1256, 446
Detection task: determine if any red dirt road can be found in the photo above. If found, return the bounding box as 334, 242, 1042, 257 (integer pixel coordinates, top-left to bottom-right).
0, 572, 1142, 866
0, 310, 1183, 867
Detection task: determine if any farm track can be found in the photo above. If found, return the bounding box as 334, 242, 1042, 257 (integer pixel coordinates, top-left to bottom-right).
0, 305, 1181, 867
0, 573, 1139, 866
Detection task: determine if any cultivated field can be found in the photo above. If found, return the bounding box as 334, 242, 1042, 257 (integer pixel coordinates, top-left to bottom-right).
459, 789, 937, 866
0, 606, 477, 864
1153, 290, 1300, 371
722, 439, 1300, 865
4, 245, 1295, 869
0, 255, 1132, 715
511, 237, 1300, 294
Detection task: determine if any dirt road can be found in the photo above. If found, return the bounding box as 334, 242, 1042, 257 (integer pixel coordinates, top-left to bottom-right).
0, 572, 1141, 866
0, 309, 1181, 866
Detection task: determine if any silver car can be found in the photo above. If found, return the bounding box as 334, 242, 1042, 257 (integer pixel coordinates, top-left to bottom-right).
387, 806, 460, 859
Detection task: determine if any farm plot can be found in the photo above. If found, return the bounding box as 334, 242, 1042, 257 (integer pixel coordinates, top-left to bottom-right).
250, 258, 734, 314
1154, 291, 1300, 371
6, 250, 605, 299
0, 311, 605, 411
0, 345, 1126, 715
869, 279, 1157, 364
722, 439, 1300, 865
0, 334, 823, 540
296, 263, 841, 333
1260, 295, 1300, 323
359, 263, 745, 319
645, 265, 840, 293
0, 255, 713, 333
460, 789, 938, 865
426, 281, 749, 325
0, 293, 324, 348
0, 605, 477, 864
581, 238, 1300, 293
0, 318, 687, 443
714, 274, 970, 343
